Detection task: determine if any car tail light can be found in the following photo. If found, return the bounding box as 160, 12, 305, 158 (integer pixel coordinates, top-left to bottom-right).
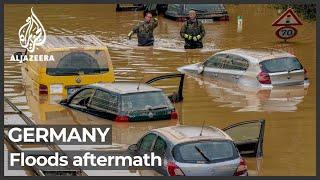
167, 162, 185, 176
304, 69, 308, 80
257, 71, 271, 84
234, 158, 248, 176
115, 115, 129, 122
171, 111, 178, 120
39, 84, 48, 94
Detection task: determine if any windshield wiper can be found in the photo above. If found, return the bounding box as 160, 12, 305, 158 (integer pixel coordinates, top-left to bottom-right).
88, 68, 109, 74
288, 67, 302, 73
58, 72, 81, 75
149, 105, 168, 110
195, 145, 210, 162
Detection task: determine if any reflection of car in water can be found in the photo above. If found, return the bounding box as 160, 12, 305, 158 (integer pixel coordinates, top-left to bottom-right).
128, 120, 265, 176
186, 72, 308, 112
19, 35, 115, 96
164, 4, 229, 22
178, 48, 309, 90
22, 89, 178, 146
60, 74, 184, 122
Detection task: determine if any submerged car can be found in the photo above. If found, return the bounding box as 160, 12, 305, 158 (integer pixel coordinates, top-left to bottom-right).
164, 4, 229, 22
190, 74, 308, 112
60, 74, 184, 122
128, 120, 265, 176
178, 48, 309, 89
17, 35, 115, 96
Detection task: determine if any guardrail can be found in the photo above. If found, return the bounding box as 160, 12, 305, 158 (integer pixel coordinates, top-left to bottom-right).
4, 97, 87, 176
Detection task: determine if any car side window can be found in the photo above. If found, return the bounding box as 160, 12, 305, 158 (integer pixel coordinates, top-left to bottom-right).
89, 90, 119, 113
204, 54, 227, 68
139, 133, 157, 152
223, 55, 249, 71
153, 136, 167, 157
69, 88, 95, 108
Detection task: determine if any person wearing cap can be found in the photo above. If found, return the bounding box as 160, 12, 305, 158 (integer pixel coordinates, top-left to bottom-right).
127, 12, 158, 46
180, 10, 206, 49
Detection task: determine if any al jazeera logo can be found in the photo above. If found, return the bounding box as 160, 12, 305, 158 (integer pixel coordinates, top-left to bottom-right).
10, 8, 54, 63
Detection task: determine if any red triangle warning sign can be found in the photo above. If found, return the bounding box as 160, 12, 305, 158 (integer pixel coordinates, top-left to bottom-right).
272, 8, 303, 26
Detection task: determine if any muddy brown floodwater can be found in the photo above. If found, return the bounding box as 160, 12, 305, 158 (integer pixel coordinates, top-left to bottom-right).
4, 4, 316, 176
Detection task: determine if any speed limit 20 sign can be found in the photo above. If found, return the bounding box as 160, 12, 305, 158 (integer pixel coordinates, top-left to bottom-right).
275, 26, 297, 40
272, 8, 302, 41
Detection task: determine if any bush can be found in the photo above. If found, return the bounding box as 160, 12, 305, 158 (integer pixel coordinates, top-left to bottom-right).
274, 4, 316, 21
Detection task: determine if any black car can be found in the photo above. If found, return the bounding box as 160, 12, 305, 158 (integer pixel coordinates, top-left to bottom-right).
60, 74, 184, 122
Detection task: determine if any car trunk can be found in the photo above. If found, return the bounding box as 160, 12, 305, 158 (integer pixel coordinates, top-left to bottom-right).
120, 91, 175, 121
126, 108, 173, 121
171, 140, 240, 176
176, 159, 239, 176
259, 57, 305, 86
269, 70, 305, 86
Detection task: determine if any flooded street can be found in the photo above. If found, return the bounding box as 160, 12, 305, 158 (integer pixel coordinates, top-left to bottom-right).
4, 4, 316, 176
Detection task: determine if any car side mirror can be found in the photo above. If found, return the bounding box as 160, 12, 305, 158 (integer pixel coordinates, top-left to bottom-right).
13, 52, 23, 61
128, 144, 138, 154
197, 63, 205, 74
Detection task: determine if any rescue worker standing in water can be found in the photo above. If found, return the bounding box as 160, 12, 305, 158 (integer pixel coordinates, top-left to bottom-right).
127, 12, 158, 46
180, 10, 206, 49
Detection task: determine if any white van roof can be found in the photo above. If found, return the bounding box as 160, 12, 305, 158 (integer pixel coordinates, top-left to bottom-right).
40, 35, 107, 52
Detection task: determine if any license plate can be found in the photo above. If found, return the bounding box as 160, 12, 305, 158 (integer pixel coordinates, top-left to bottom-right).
50, 84, 63, 94
67, 88, 79, 95
199, 19, 213, 23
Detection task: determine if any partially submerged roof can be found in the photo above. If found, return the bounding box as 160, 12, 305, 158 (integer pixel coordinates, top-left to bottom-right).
40, 35, 107, 52
89, 82, 162, 94
217, 48, 295, 63
153, 125, 231, 145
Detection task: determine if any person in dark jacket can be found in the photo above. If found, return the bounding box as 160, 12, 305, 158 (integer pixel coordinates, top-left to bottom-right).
127, 12, 158, 46
180, 10, 206, 49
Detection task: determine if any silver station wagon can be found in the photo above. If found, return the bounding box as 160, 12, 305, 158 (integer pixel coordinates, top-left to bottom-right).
178, 48, 309, 89
128, 120, 265, 176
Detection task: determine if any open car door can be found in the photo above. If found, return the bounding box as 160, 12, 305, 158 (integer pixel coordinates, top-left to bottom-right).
145, 73, 185, 103
222, 119, 265, 157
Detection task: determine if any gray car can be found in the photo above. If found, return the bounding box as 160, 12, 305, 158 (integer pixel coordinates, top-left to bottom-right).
177, 48, 309, 89
128, 120, 265, 176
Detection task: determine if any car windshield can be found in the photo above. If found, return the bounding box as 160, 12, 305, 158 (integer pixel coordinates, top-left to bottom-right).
183, 4, 224, 12
46, 50, 109, 76
260, 57, 303, 73
173, 140, 238, 163
121, 91, 172, 112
